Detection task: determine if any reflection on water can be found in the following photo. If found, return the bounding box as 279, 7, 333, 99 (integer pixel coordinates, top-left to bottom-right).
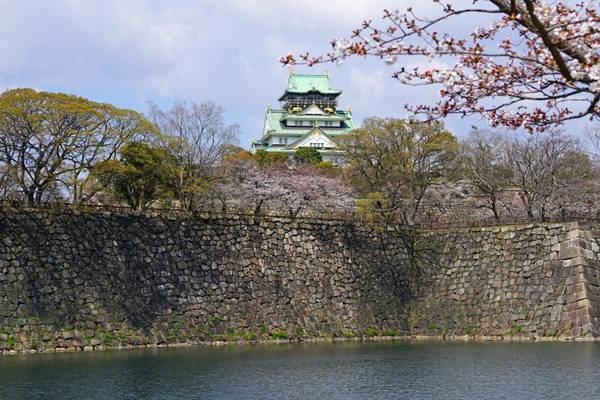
1, 341, 600, 399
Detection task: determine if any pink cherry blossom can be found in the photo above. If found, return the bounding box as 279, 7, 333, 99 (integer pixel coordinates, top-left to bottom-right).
281, 1, 600, 132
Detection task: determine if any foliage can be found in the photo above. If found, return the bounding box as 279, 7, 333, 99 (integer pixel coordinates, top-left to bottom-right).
147, 100, 240, 210
294, 327, 306, 338
364, 327, 378, 337
0, 88, 152, 206
355, 192, 389, 225
255, 150, 289, 165
270, 328, 289, 340
294, 147, 322, 165
222, 149, 255, 166
259, 324, 267, 335
427, 323, 438, 331
343, 117, 458, 225
316, 160, 335, 170
282, 1, 600, 131
253, 149, 269, 163
254, 149, 290, 165
93, 141, 174, 210
221, 144, 247, 156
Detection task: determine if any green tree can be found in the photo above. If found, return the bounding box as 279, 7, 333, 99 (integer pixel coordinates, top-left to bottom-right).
294, 148, 322, 165
264, 152, 289, 165
0, 88, 152, 206
94, 142, 173, 211
342, 117, 458, 226
254, 150, 289, 165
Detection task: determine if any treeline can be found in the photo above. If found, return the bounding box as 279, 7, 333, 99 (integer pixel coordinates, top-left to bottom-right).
0, 89, 347, 216
0, 88, 598, 224
0, 89, 241, 209
345, 117, 600, 224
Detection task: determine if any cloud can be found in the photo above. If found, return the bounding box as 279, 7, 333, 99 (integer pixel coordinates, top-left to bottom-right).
0, 0, 503, 145
348, 67, 386, 104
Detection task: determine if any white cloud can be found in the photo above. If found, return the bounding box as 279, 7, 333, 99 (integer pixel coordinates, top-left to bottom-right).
0, 0, 498, 145
348, 67, 386, 104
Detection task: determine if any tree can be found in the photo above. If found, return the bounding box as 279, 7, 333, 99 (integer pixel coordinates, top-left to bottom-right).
93, 141, 174, 211
460, 128, 513, 220
218, 163, 353, 218
281, 1, 600, 132
273, 165, 353, 218
342, 117, 458, 226
0, 88, 152, 206
550, 153, 598, 217
147, 100, 240, 210
504, 130, 588, 220
254, 150, 290, 165
294, 148, 322, 165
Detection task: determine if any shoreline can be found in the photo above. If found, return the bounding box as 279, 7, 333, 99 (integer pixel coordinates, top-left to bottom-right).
3, 333, 598, 356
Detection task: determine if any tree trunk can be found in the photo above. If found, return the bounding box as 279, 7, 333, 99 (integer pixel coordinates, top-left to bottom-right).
253, 199, 264, 216
490, 192, 500, 222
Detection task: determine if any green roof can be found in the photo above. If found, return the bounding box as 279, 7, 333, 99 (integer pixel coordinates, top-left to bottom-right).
262, 108, 355, 138
284, 73, 342, 95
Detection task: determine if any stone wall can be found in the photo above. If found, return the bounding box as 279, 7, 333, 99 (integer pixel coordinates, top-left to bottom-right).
0, 209, 409, 354
410, 222, 600, 338
1, 209, 600, 354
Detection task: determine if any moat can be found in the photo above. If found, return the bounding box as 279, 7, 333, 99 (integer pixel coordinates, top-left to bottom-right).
2, 341, 600, 399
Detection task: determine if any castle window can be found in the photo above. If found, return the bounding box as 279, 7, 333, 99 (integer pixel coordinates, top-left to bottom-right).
278, 137, 288, 145
309, 143, 324, 148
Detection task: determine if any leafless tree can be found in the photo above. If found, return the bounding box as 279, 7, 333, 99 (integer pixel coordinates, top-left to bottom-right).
504, 130, 587, 220
147, 100, 240, 209
460, 128, 513, 221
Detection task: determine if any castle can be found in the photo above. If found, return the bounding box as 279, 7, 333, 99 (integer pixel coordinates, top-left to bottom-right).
251, 71, 355, 164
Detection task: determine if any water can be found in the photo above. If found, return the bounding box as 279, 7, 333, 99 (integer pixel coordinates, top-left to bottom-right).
1, 341, 600, 399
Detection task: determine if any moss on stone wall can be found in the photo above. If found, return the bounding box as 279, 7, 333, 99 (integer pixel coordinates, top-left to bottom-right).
1, 209, 599, 354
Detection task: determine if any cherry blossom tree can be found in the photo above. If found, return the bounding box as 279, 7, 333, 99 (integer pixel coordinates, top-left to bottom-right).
218, 162, 354, 218
281, 1, 600, 132
272, 166, 354, 218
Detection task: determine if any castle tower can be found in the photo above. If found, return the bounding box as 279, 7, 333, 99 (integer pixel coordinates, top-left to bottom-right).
251, 72, 355, 165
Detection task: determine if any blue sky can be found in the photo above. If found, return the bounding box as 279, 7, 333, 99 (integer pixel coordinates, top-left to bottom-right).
0, 1, 590, 148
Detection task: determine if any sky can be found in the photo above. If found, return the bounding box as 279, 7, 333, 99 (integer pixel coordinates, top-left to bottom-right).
0, 1, 591, 148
